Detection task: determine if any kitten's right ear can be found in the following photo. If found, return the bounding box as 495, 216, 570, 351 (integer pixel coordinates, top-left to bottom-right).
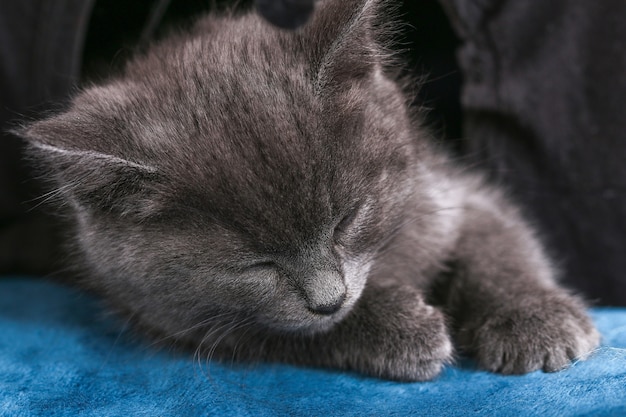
14, 114, 161, 218
300, 0, 387, 89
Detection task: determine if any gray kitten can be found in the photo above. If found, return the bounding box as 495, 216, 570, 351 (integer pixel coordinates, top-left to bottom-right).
17, 0, 599, 381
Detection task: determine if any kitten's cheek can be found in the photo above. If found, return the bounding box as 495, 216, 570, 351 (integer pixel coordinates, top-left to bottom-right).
214, 270, 278, 309
244, 277, 279, 303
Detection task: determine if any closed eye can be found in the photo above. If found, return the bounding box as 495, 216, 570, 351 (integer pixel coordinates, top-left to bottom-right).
334, 206, 359, 237
242, 261, 276, 272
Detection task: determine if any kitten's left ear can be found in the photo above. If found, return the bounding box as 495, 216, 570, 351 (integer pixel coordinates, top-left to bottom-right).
300, 0, 388, 89
14, 113, 161, 218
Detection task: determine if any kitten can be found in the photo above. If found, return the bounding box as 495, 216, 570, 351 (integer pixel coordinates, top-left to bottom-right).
16, 0, 599, 381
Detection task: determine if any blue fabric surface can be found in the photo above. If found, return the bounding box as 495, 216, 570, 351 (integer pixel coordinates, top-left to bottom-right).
1, 277, 625, 417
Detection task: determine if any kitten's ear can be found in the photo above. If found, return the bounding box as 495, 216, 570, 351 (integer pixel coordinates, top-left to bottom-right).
15, 114, 161, 218
300, 0, 387, 89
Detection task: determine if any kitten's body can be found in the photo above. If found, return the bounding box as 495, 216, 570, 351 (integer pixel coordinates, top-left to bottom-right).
18, 0, 599, 381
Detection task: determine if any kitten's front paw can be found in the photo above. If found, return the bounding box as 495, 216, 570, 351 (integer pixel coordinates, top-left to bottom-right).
385, 303, 453, 381
462, 293, 600, 374
347, 286, 454, 381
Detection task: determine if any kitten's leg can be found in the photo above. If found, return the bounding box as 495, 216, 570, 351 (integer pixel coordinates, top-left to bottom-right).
217, 281, 453, 382
444, 189, 600, 374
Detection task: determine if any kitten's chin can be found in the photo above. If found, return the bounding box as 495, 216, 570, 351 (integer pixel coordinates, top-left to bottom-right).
268, 302, 356, 335
273, 318, 340, 335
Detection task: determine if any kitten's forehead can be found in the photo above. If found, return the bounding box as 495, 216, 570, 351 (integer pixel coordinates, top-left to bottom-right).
103, 10, 411, 246
176, 133, 349, 249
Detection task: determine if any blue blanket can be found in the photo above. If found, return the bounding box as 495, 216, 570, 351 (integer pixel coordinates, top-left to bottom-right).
1, 277, 625, 416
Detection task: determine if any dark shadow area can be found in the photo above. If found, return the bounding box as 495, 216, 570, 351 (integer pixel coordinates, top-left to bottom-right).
82, 0, 461, 144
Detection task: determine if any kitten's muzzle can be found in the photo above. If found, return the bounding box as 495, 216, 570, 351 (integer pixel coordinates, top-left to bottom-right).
297, 266, 347, 317
307, 292, 346, 315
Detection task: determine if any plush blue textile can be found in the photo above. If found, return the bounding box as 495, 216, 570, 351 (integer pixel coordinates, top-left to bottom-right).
1, 277, 625, 417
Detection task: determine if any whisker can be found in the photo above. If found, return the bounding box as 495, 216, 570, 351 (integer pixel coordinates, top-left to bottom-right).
230, 318, 257, 365
146, 310, 239, 347
97, 311, 137, 372
25, 177, 87, 212
205, 318, 245, 362
201, 318, 248, 379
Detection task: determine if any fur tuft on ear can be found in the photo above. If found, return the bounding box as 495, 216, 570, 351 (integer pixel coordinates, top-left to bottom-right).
15, 116, 161, 218
299, 0, 389, 90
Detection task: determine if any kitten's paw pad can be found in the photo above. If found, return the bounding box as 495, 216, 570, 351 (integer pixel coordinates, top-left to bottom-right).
467, 295, 600, 374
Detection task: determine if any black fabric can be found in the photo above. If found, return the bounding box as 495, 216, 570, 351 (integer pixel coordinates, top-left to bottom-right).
0, 0, 94, 274
441, 0, 626, 305
256, 0, 315, 29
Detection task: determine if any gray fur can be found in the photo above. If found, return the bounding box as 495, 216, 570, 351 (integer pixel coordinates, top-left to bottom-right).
17, 0, 599, 381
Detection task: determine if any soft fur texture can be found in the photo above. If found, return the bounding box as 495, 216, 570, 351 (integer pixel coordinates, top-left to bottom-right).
17, 0, 599, 381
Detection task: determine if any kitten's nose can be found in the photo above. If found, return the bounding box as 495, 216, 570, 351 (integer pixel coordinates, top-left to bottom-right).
296, 259, 346, 316
307, 293, 346, 315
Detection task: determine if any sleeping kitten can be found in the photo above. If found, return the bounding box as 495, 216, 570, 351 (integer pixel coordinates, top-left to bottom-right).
16, 0, 599, 381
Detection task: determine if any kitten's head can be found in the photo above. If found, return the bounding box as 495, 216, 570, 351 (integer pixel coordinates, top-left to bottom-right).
17, 0, 424, 337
